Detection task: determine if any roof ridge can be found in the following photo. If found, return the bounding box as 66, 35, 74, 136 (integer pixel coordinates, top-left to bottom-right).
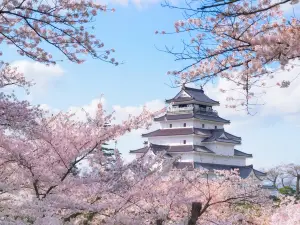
195, 162, 253, 168
183, 85, 204, 92
234, 149, 249, 153
224, 131, 241, 139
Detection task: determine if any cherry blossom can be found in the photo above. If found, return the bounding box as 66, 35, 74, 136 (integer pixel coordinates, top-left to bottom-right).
161, 0, 300, 113
0, 0, 118, 65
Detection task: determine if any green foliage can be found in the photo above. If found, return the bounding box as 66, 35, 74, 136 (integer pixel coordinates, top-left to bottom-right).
102, 143, 115, 157
279, 186, 296, 196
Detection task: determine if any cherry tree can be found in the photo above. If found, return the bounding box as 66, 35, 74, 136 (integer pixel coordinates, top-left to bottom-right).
265, 165, 286, 190
0, 62, 43, 133
264, 164, 300, 197
80, 160, 272, 225
283, 164, 300, 196
0, 0, 165, 222
0, 0, 122, 138
271, 196, 300, 225
159, 0, 300, 113
0, 0, 118, 65
0, 102, 165, 224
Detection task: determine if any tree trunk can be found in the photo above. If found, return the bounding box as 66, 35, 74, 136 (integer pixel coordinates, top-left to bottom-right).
296, 175, 300, 197
187, 202, 202, 225
156, 219, 163, 225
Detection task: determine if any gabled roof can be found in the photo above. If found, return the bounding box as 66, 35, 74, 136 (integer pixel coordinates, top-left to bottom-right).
194, 113, 230, 124
154, 112, 230, 124
131, 144, 252, 160
234, 149, 252, 158
142, 128, 241, 145
173, 162, 194, 171
253, 169, 267, 177
202, 129, 241, 144
142, 128, 211, 138
194, 145, 215, 153
129, 143, 214, 154
129, 146, 148, 154
165, 86, 219, 106
193, 163, 266, 179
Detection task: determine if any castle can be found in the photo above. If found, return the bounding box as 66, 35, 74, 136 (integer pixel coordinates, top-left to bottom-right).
130, 85, 265, 179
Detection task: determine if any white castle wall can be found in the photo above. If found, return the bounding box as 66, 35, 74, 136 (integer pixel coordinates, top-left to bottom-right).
176, 153, 246, 166
193, 120, 224, 129
160, 119, 224, 130
205, 143, 235, 156
134, 152, 246, 166
160, 120, 193, 129
148, 135, 205, 146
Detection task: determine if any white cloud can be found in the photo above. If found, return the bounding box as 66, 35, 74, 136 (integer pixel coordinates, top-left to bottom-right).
260, 67, 300, 116
68, 98, 106, 121
276, 0, 300, 15
11, 60, 64, 97
113, 99, 165, 122
193, 61, 300, 122
44, 98, 165, 161
114, 100, 165, 162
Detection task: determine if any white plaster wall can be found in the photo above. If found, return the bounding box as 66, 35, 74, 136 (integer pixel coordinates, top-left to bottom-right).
148, 135, 205, 146
193, 136, 205, 145
176, 153, 194, 162
159, 119, 225, 129
196, 154, 246, 166
160, 119, 193, 129
194, 120, 224, 129
174, 152, 246, 166
148, 136, 195, 146
205, 143, 235, 156
136, 151, 246, 166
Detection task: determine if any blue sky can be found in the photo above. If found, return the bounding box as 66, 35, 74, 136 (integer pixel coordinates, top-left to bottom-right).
5, 1, 300, 170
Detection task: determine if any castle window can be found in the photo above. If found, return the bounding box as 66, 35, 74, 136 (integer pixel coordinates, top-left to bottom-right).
183, 140, 186, 144
202, 124, 205, 128
183, 123, 186, 127
169, 124, 172, 128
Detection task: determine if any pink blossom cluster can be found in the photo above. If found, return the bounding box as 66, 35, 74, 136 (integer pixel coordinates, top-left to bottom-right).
271, 197, 300, 225
0, 0, 118, 65
161, 0, 299, 112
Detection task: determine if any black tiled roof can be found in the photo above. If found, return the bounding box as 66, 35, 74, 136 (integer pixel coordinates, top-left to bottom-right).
166, 86, 219, 106
142, 128, 211, 137
234, 149, 252, 158
202, 129, 241, 144
253, 169, 267, 177
130, 144, 214, 154
129, 146, 148, 153
142, 128, 241, 145
154, 112, 230, 124
194, 145, 215, 153
194, 113, 230, 124
193, 163, 265, 179
173, 162, 194, 171
166, 97, 193, 103
154, 113, 193, 121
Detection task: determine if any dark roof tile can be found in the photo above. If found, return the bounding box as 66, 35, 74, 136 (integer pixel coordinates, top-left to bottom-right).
166, 86, 219, 105
234, 149, 252, 158
202, 129, 241, 144
194, 113, 230, 124
142, 128, 211, 137
129, 146, 148, 153
173, 162, 194, 170
154, 112, 230, 124
130, 144, 215, 154
193, 163, 260, 179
